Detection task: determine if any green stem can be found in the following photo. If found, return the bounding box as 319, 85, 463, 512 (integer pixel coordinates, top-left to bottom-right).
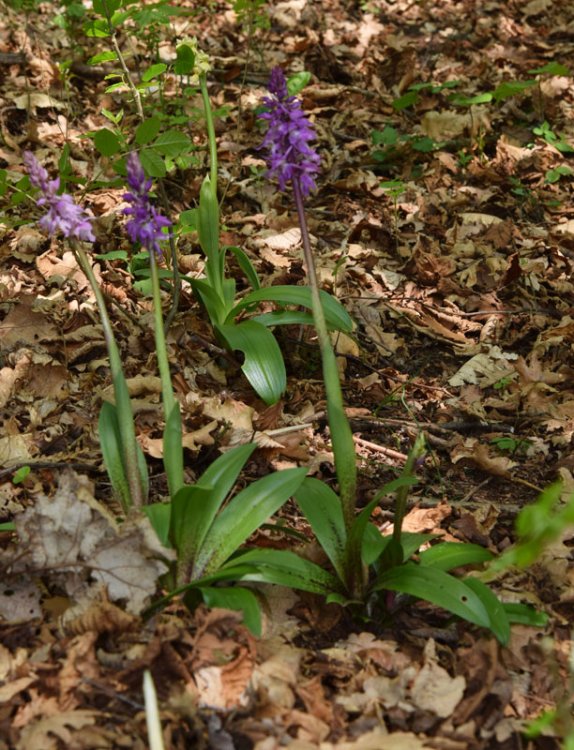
149, 250, 184, 496
101, 0, 144, 120
292, 179, 357, 530
158, 179, 181, 334
392, 432, 426, 546
199, 74, 227, 310
200, 74, 218, 200
71, 241, 145, 508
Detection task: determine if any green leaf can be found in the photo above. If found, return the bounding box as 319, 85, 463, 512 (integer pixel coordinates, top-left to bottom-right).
174, 43, 195, 76
195, 467, 307, 576
411, 136, 438, 153
178, 208, 197, 228
93, 0, 121, 14
94, 250, 128, 261
171, 444, 256, 569
529, 62, 570, 76
226, 246, 260, 291
362, 523, 389, 565
140, 148, 166, 178
373, 563, 491, 630
392, 91, 419, 110
142, 63, 167, 82
372, 126, 399, 146
367, 531, 437, 569
163, 403, 184, 497
88, 50, 117, 65
545, 165, 573, 183
197, 176, 221, 277
190, 278, 228, 326
294, 477, 347, 581
94, 128, 121, 156
101, 107, 123, 125
419, 542, 493, 571
347, 476, 422, 566
377, 537, 404, 569
217, 321, 286, 404
199, 587, 261, 635
171, 485, 215, 572
83, 18, 110, 37
449, 92, 493, 106
491, 80, 536, 101
287, 71, 311, 96
12, 465, 30, 484
143, 502, 172, 547
252, 311, 317, 328
98, 401, 130, 508
135, 117, 162, 145
503, 602, 548, 628
104, 81, 126, 94
230, 548, 342, 595
153, 129, 192, 158
231, 286, 353, 332
462, 577, 510, 644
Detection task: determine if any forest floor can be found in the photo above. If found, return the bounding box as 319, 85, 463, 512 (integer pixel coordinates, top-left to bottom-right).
1, 0, 574, 748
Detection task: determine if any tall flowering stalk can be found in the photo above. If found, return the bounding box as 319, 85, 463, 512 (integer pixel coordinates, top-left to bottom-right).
24, 152, 147, 509
124, 152, 183, 497
259, 69, 358, 540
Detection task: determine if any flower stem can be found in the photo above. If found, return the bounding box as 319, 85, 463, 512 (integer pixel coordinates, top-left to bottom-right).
149, 250, 184, 496
200, 74, 219, 201
292, 179, 357, 530
71, 241, 145, 508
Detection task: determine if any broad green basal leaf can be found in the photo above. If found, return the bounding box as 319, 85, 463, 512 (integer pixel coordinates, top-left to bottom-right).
230, 286, 353, 333
462, 576, 510, 645
230, 548, 343, 595
217, 321, 286, 405
194, 467, 307, 577
198, 586, 262, 635
294, 477, 346, 581
373, 563, 492, 631
171, 443, 256, 570
419, 542, 493, 571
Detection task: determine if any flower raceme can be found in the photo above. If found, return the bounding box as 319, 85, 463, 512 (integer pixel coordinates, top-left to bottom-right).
24, 152, 95, 242
123, 152, 171, 256
259, 67, 321, 196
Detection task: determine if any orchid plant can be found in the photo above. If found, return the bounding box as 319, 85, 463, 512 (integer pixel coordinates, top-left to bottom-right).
222, 68, 543, 643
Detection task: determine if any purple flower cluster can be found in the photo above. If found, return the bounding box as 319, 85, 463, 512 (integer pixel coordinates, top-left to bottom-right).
123, 152, 171, 256
259, 67, 321, 196
24, 152, 95, 242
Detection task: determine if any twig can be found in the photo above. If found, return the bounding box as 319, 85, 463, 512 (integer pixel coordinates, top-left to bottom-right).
353, 435, 408, 463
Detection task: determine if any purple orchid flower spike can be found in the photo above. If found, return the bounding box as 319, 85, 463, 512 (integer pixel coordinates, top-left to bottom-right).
24, 151, 95, 242
259, 67, 321, 196
123, 152, 171, 256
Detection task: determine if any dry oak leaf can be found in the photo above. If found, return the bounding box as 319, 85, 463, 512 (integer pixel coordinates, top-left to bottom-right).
8, 470, 173, 614
15, 709, 99, 750
410, 639, 466, 718
451, 439, 516, 478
